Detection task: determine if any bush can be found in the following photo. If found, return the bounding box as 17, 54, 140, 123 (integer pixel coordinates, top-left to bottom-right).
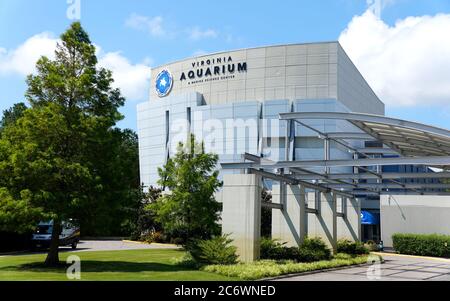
186, 234, 239, 265
141, 231, 165, 244
365, 240, 379, 252
260, 237, 331, 262
260, 237, 284, 260
170, 237, 185, 246
337, 239, 369, 255
171, 253, 200, 269
392, 233, 450, 258
298, 237, 332, 262
260, 238, 299, 261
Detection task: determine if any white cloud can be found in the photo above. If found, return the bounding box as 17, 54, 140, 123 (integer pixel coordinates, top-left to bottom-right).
0, 33, 151, 101
339, 9, 450, 107
124, 14, 223, 42
125, 14, 165, 37
188, 27, 218, 40
98, 52, 151, 101
0, 32, 58, 76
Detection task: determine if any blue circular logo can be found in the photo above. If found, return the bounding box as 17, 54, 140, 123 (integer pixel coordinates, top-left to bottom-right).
155, 69, 173, 97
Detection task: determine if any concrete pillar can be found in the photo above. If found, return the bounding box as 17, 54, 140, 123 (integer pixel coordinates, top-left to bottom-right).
272, 184, 307, 247
307, 191, 338, 253
222, 174, 262, 262
337, 197, 361, 242
332, 193, 338, 253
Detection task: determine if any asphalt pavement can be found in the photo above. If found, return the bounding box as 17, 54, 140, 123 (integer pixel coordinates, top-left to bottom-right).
274, 253, 450, 281
0, 240, 180, 257
71, 240, 180, 252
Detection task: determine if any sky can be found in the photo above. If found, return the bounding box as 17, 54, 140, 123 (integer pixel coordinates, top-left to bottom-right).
1, 0, 450, 130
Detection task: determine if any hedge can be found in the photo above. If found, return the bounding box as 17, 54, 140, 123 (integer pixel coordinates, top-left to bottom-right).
337, 239, 369, 255
392, 233, 450, 258
260, 237, 331, 262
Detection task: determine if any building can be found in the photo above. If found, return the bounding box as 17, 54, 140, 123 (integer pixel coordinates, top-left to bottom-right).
137, 42, 450, 261
138, 41, 383, 185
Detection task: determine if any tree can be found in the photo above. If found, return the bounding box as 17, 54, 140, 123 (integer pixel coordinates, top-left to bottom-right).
149, 135, 223, 244
0, 102, 27, 133
0, 188, 47, 234
0, 22, 126, 266
125, 186, 162, 241
0, 108, 140, 239
78, 128, 141, 237
261, 188, 273, 238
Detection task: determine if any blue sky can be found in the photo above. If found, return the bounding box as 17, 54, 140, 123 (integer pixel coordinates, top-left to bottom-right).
1, 0, 450, 130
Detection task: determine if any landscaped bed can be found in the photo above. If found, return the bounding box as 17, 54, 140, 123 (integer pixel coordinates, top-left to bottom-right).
203, 254, 380, 280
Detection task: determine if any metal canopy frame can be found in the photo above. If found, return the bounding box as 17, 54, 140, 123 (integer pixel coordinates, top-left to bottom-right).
221, 112, 450, 198
280, 112, 450, 157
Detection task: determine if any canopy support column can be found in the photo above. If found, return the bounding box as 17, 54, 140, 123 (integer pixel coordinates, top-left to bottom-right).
222, 174, 262, 262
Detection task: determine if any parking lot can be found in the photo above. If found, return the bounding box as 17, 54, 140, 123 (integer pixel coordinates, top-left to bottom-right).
68, 240, 180, 252
0, 240, 179, 257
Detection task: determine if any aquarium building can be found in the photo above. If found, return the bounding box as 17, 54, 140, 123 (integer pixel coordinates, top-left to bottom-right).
138, 42, 450, 261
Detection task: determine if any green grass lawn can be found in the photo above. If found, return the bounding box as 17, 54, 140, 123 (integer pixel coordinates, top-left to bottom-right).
0, 249, 237, 281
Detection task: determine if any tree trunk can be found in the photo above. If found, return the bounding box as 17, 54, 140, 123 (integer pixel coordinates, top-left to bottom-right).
45, 220, 61, 267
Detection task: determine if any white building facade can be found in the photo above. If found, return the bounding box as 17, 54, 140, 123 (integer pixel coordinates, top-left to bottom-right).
137, 42, 384, 189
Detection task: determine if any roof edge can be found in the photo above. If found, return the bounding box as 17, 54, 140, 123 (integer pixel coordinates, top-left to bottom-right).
151, 41, 340, 70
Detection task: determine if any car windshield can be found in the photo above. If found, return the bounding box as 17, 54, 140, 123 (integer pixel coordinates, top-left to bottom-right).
36, 225, 53, 234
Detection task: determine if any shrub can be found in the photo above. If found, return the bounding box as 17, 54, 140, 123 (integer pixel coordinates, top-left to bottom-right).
260, 237, 331, 262
260, 237, 284, 260
171, 237, 185, 246
141, 231, 165, 244
260, 238, 299, 261
297, 237, 332, 262
392, 233, 450, 258
186, 234, 238, 265
171, 253, 200, 269
337, 239, 369, 255
365, 240, 379, 252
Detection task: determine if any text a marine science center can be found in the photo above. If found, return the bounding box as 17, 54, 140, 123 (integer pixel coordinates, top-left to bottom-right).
138, 42, 450, 255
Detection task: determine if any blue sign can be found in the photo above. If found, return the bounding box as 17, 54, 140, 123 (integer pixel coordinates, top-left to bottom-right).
361, 210, 380, 225
155, 69, 173, 97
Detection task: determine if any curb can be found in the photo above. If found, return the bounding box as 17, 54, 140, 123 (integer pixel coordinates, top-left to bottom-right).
372, 252, 450, 263
81, 237, 126, 241
122, 240, 179, 248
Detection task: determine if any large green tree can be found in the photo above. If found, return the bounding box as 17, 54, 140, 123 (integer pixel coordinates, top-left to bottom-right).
0, 22, 134, 266
149, 135, 223, 244
78, 128, 141, 237
0, 102, 27, 133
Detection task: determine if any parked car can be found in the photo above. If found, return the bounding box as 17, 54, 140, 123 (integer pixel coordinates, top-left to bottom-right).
31, 220, 80, 250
